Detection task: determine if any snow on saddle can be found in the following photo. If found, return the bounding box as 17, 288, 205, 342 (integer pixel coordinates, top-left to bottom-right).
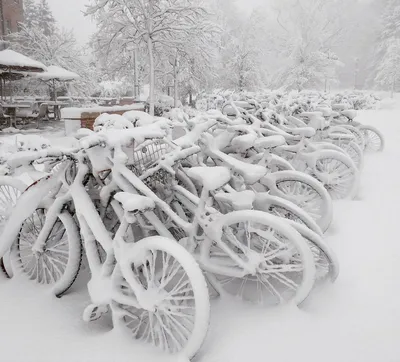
187, 166, 231, 191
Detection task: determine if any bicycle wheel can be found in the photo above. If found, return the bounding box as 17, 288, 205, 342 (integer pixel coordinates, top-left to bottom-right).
359, 125, 384, 152
0, 176, 26, 229
10, 208, 82, 297
309, 150, 359, 200
111, 236, 210, 359
0, 177, 27, 278
333, 140, 364, 170
204, 210, 316, 306
263, 171, 333, 233
340, 125, 366, 150
253, 193, 323, 236
289, 221, 339, 283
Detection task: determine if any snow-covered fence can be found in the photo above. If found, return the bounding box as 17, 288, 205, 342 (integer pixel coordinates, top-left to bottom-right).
61, 104, 146, 135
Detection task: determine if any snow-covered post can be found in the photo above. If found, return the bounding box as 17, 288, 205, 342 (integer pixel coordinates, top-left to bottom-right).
169, 53, 179, 108
391, 78, 395, 99
133, 48, 139, 100
354, 57, 359, 90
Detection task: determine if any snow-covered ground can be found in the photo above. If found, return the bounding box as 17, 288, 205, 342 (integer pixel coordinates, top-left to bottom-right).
0, 109, 399, 362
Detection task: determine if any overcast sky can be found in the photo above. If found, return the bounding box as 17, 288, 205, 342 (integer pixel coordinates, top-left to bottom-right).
47, 0, 265, 45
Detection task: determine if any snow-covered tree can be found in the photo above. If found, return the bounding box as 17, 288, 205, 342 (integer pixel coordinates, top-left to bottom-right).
36, 0, 56, 36
153, 18, 220, 106
272, 47, 343, 91
22, 0, 56, 36
218, 9, 268, 91
269, 0, 348, 90
23, 0, 39, 29
370, 0, 400, 91
9, 24, 100, 97
87, 0, 216, 115
375, 38, 400, 96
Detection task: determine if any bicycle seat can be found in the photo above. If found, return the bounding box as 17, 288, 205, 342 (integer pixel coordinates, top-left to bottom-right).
328, 133, 354, 141
315, 107, 332, 117
187, 166, 231, 191
341, 110, 357, 120
254, 135, 286, 149
214, 190, 256, 210
332, 103, 348, 111
202, 133, 267, 184
231, 133, 258, 152
280, 125, 316, 138
298, 111, 323, 120
114, 192, 155, 212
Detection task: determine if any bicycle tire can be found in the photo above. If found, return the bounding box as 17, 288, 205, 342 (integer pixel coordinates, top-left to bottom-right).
0, 176, 28, 278
289, 221, 339, 282
111, 236, 210, 359
203, 210, 316, 306
308, 149, 359, 200
262, 170, 333, 233
253, 193, 323, 236
359, 125, 384, 152
10, 208, 82, 297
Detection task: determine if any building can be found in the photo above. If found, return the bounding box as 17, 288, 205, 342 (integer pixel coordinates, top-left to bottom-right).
0, 0, 24, 37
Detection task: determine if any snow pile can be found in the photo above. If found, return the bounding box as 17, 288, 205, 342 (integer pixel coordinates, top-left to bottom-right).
1, 127, 20, 134
93, 113, 133, 132
122, 110, 155, 126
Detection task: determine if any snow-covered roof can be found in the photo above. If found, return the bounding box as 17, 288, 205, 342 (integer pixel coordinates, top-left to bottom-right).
35, 65, 79, 81
0, 49, 47, 72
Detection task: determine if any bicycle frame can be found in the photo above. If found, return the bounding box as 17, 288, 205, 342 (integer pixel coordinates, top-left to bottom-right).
14, 157, 154, 309
107, 159, 260, 279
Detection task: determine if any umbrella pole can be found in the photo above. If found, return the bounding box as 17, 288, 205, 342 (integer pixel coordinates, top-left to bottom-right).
9, 70, 12, 102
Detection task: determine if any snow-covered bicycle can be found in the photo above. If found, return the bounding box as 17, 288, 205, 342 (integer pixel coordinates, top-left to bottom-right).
0, 130, 211, 359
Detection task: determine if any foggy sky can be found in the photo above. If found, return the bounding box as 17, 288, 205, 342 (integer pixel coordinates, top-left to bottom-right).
47, 0, 265, 44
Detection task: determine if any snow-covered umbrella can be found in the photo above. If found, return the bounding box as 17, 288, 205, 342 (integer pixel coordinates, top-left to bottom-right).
33, 65, 80, 101
0, 49, 47, 100
34, 65, 79, 82
0, 49, 47, 73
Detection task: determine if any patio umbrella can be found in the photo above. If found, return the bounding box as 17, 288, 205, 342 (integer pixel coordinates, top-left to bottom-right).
0, 49, 47, 99
0, 49, 47, 73
34, 65, 79, 101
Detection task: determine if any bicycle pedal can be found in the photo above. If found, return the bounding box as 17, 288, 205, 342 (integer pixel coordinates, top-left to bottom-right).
83, 304, 109, 322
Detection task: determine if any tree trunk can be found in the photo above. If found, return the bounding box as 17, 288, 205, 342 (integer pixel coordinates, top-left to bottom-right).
238, 73, 243, 92
391, 78, 395, 99
146, 36, 155, 116
189, 90, 193, 107
133, 48, 139, 100
174, 61, 178, 108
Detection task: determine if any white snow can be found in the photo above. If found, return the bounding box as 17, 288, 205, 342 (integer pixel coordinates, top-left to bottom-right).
122, 110, 155, 126
0, 106, 398, 362
0, 49, 47, 71
61, 105, 145, 119
34, 65, 80, 81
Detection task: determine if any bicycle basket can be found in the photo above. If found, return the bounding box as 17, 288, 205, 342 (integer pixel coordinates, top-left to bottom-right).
124, 139, 175, 197
124, 138, 172, 177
